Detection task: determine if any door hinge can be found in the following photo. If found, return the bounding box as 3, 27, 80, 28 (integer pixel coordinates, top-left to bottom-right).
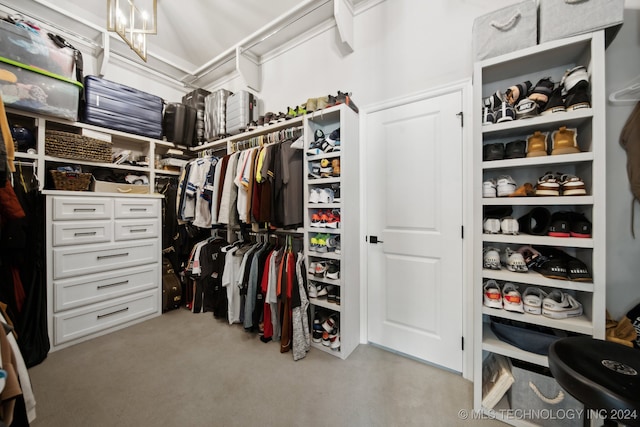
456, 111, 463, 127
461, 226, 464, 239
461, 337, 464, 351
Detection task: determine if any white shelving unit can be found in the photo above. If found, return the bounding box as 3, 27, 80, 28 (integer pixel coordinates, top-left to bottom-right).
472, 31, 607, 425
303, 104, 360, 359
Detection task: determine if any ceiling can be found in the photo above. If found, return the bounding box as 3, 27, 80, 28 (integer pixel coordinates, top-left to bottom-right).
0, 0, 359, 87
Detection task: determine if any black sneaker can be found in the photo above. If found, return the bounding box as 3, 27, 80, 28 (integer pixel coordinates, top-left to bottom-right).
494, 102, 515, 123
483, 142, 505, 161
548, 211, 571, 237
505, 140, 526, 159
541, 86, 566, 115
565, 86, 591, 111
568, 212, 592, 238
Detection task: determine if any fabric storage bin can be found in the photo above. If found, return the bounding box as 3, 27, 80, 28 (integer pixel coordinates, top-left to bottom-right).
509, 360, 584, 427
472, 0, 537, 61
92, 179, 150, 194
539, 0, 624, 45
0, 57, 82, 121
0, 19, 75, 79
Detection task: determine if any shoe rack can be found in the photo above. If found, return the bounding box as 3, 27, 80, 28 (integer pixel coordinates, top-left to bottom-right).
472, 31, 606, 423
304, 104, 360, 359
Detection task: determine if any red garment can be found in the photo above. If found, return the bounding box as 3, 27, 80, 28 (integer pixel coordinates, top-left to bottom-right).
0, 181, 25, 223
11, 267, 25, 313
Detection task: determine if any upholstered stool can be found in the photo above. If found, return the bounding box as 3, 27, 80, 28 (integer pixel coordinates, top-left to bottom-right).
549, 337, 640, 427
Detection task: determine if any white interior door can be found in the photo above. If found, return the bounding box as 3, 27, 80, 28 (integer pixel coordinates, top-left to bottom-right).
365, 91, 464, 372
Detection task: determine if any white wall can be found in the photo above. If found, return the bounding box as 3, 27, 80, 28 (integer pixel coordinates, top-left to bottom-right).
605, 7, 640, 319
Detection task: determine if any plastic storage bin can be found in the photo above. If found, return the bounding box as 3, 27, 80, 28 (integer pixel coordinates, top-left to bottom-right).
0, 19, 75, 79
0, 56, 82, 121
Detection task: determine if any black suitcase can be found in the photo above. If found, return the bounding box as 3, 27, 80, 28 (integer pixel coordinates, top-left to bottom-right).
162, 256, 182, 312
82, 75, 163, 139
163, 102, 196, 146
182, 88, 210, 145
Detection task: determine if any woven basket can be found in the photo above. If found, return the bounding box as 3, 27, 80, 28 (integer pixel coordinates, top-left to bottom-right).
45, 130, 112, 163
50, 170, 92, 191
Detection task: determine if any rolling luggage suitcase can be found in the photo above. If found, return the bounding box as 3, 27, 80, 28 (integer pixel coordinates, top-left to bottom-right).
226, 90, 257, 135
82, 75, 163, 139
163, 102, 196, 146
182, 88, 210, 146
162, 256, 182, 312
204, 89, 231, 141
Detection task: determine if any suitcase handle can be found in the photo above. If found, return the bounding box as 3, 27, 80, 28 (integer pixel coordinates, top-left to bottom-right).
490, 11, 521, 32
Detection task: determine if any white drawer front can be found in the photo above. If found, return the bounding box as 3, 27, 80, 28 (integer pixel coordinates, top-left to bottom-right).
53, 220, 112, 246
53, 240, 159, 279
53, 265, 158, 312
114, 219, 160, 241
53, 289, 159, 345
114, 199, 159, 219
53, 197, 113, 221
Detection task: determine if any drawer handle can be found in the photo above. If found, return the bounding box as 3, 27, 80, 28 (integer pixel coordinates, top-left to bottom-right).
129, 228, 147, 233
74, 231, 97, 237
97, 307, 129, 319
73, 208, 97, 212
97, 252, 129, 260
97, 280, 129, 290
130, 208, 148, 212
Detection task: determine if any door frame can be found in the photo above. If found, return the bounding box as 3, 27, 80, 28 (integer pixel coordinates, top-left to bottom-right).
359, 79, 474, 380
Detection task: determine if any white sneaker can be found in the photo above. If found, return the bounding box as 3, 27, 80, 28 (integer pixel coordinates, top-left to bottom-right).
503, 247, 528, 273
496, 175, 517, 197
500, 217, 519, 235
483, 280, 502, 309
309, 188, 321, 203
483, 247, 501, 270
483, 179, 497, 198
318, 188, 334, 204
502, 283, 524, 313
523, 287, 548, 315
542, 290, 583, 319
483, 218, 501, 234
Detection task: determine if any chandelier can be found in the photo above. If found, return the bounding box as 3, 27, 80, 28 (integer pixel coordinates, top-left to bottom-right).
107, 0, 157, 61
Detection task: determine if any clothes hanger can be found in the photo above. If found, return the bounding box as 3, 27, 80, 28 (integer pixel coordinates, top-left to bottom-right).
609, 74, 640, 105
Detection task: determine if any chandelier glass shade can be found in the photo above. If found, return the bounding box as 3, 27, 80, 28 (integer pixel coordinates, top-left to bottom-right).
107, 0, 157, 61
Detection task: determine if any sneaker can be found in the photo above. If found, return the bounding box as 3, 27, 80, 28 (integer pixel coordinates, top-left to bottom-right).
318, 187, 335, 203
483, 280, 502, 309
330, 331, 341, 350
483, 247, 501, 270
313, 260, 327, 277
500, 217, 519, 235
483, 90, 505, 112
551, 126, 580, 155
502, 283, 524, 313
312, 319, 324, 342
528, 77, 555, 111
325, 209, 340, 228
562, 66, 591, 111
482, 107, 496, 126
286, 106, 297, 119
322, 315, 338, 332
505, 140, 526, 159
526, 131, 548, 157
322, 330, 331, 346
483, 218, 501, 234
517, 245, 543, 269
309, 188, 321, 203
494, 102, 516, 123
535, 172, 560, 196
311, 211, 323, 227
308, 281, 318, 298
515, 98, 539, 119
542, 290, 583, 319
335, 287, 341, 305
331, 183, 341, 202
327, 287, 337, 303
568, 212, 592, 238
320, 158, 333, 177
548, 211, 571, 237
505, 80, 532, 106
326, 262, 340, 280
317, 284, 333, 298
559, 174, 586, 196
523, 287, 548, 315
503, 247, 528, 273
308, 161, 321, 179
483, 179, 497, 198
315, 233, 329, 253
483, 143, 505, 161
496, 175, 517, 197
541, 85, 566, 115
327, 128, 340, 145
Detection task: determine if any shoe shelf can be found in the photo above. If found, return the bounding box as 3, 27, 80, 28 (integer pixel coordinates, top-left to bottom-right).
482, 196, 593, 206
303, 104, 360, 360
482, 151, 593, 170
482, 324, 549, 368
482, 234, 594, 249
473, 30, 607, 421
482, 269, 594, 292
482, 307, 593, 335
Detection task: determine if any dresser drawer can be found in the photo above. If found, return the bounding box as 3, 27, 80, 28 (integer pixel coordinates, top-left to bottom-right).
114, 218, 160, 241
53, 240, 159, 279
53, 289, 159, 345
52, 220, 112, 246
52, 197, 113, 221
53, 265, 158, 311
114, 199, 159, 219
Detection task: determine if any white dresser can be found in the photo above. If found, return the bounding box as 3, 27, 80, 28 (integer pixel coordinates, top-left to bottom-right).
46, 193, 162, 350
